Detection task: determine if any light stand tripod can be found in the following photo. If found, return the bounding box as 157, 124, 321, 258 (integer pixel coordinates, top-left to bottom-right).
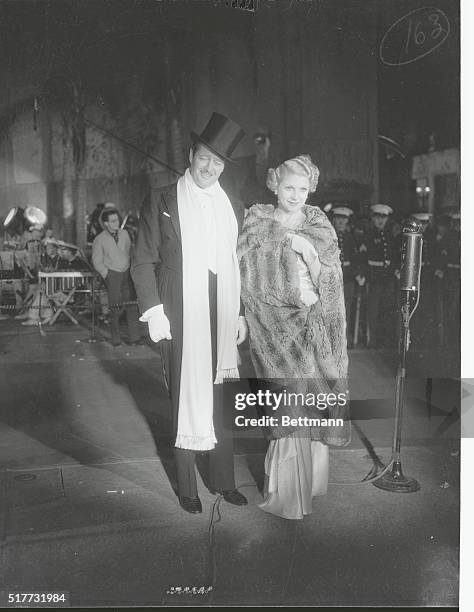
373, 219, 423, 493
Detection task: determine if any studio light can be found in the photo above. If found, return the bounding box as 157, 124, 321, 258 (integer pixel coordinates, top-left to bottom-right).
3, 206, 47, 236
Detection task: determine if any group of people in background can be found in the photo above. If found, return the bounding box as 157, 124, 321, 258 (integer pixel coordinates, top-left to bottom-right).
0, 205, 143, 344
327, 202, 460, 351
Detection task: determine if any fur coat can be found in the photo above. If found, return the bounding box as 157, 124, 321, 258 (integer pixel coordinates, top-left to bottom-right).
238, 203, 350, 446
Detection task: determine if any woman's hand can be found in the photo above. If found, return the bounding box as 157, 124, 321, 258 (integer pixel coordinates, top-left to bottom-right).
236, 316, 249, 345
300, 289, 319, 307
290, 234, 318, 264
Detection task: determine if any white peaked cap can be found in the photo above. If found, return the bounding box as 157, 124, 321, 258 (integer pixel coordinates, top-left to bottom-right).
411, 212, 433, 221
332, 206, 354, 217
370, 204, 393, 216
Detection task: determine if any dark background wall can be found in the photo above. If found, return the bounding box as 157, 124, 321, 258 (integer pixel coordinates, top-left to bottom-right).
0, 0, 459, 243
0, 0, 379, 243
376, 0, 460, 215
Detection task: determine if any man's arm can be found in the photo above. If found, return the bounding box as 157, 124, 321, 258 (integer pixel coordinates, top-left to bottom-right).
231, 198, 246, 317
232, 198, 245, 235
91, 236, 108, 279
131, 193, 162, 314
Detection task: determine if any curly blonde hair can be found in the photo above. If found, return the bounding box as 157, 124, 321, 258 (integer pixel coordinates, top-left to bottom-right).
266, 154, 320, 193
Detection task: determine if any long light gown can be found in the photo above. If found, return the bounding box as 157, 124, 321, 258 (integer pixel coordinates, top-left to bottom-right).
258, 255, 330, 520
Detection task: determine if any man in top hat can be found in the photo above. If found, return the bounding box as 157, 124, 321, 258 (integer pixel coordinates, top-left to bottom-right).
330, 205, 363, 346
131, 112, 249, 514
359, 204, 397, 348
92, 204, 142, 347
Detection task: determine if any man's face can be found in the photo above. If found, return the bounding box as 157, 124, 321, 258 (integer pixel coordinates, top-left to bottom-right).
372, 214, 388, 231
333, 215, 349, 232
189, 144, 225, 189
104, 213, 120, 233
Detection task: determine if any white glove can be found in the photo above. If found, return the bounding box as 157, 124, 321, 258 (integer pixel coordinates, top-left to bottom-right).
139, 304, 172, 342
434, 269, 444, 279
290, 234, 318, 264
355, 274, 366, 287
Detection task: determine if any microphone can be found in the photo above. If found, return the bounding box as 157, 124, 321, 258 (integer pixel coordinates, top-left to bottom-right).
372, 217, 424, 494
399, 218, 423, 292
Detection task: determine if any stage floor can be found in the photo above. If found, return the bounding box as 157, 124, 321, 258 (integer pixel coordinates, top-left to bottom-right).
0, 317, 460, 607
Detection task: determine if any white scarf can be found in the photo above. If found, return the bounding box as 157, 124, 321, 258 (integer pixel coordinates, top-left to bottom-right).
175, 169, 241, 451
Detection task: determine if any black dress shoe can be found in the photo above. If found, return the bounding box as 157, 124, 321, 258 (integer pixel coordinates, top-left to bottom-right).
216, 489, 248, 506
179, 495, 202, 514
111, 339, 122, 347
128, 338, 146, 346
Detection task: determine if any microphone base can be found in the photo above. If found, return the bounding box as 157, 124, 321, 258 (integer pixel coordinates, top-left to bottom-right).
372, 461, 420, 493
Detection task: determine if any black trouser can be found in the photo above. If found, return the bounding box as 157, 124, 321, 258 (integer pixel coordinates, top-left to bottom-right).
174, 271, 236, 498
104, 269, 140, 344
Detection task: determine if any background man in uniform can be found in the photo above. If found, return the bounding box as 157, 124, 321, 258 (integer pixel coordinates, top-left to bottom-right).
359, 204, 397, 348
131, 113, 249, 514
330, 205, 364, 347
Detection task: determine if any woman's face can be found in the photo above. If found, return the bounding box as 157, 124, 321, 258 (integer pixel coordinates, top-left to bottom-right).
276, 171, 310, 214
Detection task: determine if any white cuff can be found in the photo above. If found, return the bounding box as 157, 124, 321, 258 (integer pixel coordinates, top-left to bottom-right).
139, 304, 164, 322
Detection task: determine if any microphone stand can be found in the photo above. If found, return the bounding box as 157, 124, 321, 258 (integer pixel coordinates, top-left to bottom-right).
373, 222, 422, 493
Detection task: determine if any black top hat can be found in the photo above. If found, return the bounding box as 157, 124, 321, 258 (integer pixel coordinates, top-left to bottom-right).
191, 112, 246, 163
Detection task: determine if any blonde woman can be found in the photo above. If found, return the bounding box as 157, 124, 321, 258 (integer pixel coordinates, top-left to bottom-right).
238, 155, 350, 519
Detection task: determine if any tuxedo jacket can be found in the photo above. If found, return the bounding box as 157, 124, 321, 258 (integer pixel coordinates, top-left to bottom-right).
131, 181, 244, 431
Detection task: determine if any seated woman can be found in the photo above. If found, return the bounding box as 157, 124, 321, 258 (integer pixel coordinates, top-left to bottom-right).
238, 155, 350, 519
